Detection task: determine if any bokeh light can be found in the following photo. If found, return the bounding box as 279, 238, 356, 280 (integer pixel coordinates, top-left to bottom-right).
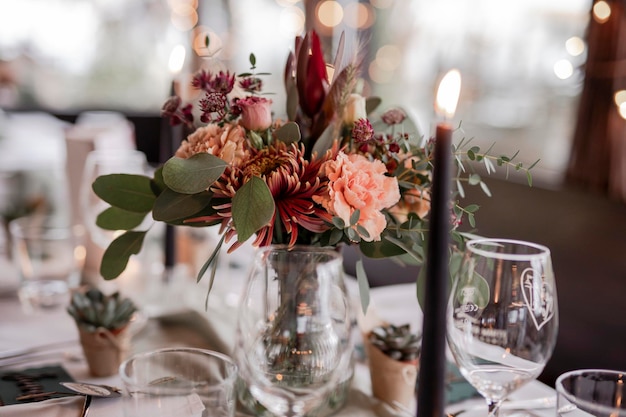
375, 44, 402, 71
614, 90, 626, 106
370, 0, 394, 9
553, 59, 574, 80
192, 27, 223, 57
168, 44, 186, 74
368, 60, 393, 84
619, 102, 626, 120
565, 36, 585, 57
593, 0, 611, 23
170, 6, 198, 31
344, 2, 375, 29
317, 1, 344, 28
279, 6, 305, 38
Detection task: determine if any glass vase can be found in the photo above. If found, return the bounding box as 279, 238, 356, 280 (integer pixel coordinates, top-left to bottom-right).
235, 245, 354, 417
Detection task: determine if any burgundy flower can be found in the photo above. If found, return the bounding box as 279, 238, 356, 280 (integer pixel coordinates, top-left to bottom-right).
381, 108, 406, 125
239, 77, 263, 93
352, 118, 374, 143
210, 71, 235, 94
199, 92, 227, 123
191, 70, 212, 91
296, 30, 328, 118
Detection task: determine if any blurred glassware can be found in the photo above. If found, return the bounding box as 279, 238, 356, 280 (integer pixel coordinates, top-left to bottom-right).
235, 245, 354, 417
556, 369, 626, 417
447, 238, 559, 417
119, 347, 238, 417
80, 149, 150, 250
9, 214, 82, 313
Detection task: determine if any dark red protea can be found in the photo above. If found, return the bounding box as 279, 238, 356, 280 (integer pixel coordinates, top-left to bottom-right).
296, 30, 329, 119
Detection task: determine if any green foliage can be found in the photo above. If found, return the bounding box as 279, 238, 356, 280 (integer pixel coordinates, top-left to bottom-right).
162, 154, 227, 194
232, 176, 275, 242
67, 287, 137, 332
92, 174, 155, 213
100, 231, 146, 280
368, 323, 421, 362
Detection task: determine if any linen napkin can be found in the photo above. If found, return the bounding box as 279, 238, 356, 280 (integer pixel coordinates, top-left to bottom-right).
0, 396, 85, 417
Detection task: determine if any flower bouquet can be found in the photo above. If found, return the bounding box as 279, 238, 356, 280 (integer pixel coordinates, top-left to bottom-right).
91, 31, 536, 303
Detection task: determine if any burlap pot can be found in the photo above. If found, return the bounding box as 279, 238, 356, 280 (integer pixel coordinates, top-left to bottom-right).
365, 337, 419, 410
78, 326, 131, 377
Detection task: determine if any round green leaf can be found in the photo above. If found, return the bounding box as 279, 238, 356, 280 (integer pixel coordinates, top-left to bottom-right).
163, 154, 227, 194
92, 174, 155, 213
96, 207, 148, 231
274, 122, 301, 144
232, 176, 274, 242
100, 231, 146, 280
153, 188, 214, 222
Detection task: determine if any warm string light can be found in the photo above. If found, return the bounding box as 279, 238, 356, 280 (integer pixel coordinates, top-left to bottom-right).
593, 0, 611, 23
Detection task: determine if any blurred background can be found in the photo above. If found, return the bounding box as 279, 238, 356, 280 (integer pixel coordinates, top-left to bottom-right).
2, 0, 626, 386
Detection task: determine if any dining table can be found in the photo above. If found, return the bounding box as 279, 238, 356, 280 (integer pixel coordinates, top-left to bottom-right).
0, 239, 559, 417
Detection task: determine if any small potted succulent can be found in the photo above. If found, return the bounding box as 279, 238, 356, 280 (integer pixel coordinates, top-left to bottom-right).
67, 287, 137, 377
365, 323, 421, 411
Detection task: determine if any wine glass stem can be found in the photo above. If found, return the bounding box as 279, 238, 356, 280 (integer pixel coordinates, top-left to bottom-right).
487, 399, 502, 417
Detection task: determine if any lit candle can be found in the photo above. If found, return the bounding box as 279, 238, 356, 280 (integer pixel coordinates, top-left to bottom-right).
163, 45, 186, 270
416, 69, 461, 417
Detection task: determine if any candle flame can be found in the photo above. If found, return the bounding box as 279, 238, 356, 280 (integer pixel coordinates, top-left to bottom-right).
168, 44, 186, 75
436, 69, 461, 119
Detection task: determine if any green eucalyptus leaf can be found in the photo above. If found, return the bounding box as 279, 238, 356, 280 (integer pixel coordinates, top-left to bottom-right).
100, 231, 147, 280
153, 188, 214, 222
163, 154, 227, 194
365, 97, 382, 114
92, 174, 155, 213
96, 207, 147, 231
359, 239, 407, 258
274, 122, 301, 144
232, 176, 274, 242
356, 259, 370, 314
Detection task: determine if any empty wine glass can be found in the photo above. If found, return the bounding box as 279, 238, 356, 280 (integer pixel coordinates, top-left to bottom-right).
80, 149, 150, 249
234, 245, 353, 417
446, 238, 558, 417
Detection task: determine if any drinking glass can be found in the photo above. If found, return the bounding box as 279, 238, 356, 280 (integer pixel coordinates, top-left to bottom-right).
9, 215, 82, 312
447, 238, 559, 417
235, 245, 353, 417
119, 347, 238, 417
556, 369, 626, 417
80, 149, 150, 249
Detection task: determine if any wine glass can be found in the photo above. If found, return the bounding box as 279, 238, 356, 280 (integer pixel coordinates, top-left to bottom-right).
234, 245, 353, 417
80, 149, 150, 249
446, 238, 558, 417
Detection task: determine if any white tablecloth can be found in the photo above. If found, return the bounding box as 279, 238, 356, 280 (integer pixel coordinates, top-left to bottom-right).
0, 268, 557, 417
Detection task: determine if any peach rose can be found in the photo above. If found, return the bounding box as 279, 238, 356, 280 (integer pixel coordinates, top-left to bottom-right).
238, 96, 273, 131
314, 152, 400, 241
343, 93, 367, 125
388, 189, 431, 222
175, 123, 250, 166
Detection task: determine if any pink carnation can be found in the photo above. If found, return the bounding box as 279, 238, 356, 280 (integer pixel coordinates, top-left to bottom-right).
175, 123, 250, 167
238, 96, 273, 131
313, 152, 400, 241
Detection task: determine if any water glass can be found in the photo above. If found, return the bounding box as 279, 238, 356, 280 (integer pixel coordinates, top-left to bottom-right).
9, 215, 82, 312
556, 369, 626, 417
119, 348, 238, 417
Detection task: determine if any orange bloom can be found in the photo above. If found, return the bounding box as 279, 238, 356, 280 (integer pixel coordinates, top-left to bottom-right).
175, 123, 250, 166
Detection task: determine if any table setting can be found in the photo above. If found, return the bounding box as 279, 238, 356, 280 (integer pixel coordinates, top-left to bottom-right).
1, 26, 625, 417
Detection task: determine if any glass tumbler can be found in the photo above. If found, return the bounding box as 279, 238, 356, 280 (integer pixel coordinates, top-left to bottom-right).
9, 215, 81, 312
556, 369, 626, 417
119, 348, 238, 417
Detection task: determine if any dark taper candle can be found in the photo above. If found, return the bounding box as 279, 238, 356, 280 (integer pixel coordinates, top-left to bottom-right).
416, 123, 452, 417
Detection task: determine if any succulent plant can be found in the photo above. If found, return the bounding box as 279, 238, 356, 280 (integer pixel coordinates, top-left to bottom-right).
67, 287, 137, 333
368, 323, 421, 362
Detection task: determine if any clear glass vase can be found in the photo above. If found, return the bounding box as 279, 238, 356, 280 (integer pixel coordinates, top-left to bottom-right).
234, 245, 354, 417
